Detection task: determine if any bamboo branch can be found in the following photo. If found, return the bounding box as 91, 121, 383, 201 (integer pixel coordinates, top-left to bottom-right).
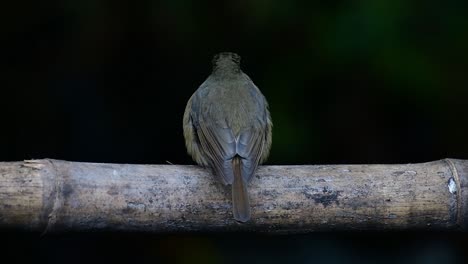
0, 159, 467, 233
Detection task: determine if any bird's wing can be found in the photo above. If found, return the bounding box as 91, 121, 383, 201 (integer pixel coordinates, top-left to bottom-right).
236, 127, 267, 182
183, 94, 209, 166
197, 117, 237, 185
235, 79, 272, 181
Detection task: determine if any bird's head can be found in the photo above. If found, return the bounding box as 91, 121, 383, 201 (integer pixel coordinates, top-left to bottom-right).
212, 52, 242, 75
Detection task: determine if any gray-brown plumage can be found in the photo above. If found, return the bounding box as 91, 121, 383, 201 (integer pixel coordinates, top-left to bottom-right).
183, 52, 272, 222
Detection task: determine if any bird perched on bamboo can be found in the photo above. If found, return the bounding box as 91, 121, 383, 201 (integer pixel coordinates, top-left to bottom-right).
183, 52, 272, 222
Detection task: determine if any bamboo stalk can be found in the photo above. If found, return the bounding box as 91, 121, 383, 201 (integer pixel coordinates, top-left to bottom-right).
0, 159, 466, 233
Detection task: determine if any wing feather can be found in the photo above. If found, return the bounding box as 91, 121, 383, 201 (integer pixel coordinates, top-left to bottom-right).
197, 118, 236, 184
237, 128, 266, 182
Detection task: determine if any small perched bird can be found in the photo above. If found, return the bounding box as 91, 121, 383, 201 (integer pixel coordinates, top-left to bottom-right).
183, 52, 272, 222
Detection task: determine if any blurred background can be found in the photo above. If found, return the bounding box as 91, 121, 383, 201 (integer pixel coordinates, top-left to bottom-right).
1, 0, 468, 263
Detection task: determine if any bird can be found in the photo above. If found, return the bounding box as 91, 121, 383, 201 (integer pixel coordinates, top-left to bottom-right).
183, 52, 272, 222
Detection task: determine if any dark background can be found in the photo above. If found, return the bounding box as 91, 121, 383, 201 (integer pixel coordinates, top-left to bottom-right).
1, 0, 468, 263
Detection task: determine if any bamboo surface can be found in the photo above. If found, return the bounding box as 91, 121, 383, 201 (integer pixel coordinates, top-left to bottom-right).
0, 159, 467, 233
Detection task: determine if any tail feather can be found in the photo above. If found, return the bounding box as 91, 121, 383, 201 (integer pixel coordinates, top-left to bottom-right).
232, 156, 250, 222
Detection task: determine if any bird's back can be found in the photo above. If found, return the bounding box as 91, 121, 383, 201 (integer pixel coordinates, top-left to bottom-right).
202, 74, 267, 136
186, 73, 271, 184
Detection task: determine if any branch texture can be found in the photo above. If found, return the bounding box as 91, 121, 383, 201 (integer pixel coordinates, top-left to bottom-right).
0, 159, 467, 233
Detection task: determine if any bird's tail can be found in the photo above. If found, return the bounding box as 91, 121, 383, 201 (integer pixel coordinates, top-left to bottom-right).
231, 156, 251, 222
